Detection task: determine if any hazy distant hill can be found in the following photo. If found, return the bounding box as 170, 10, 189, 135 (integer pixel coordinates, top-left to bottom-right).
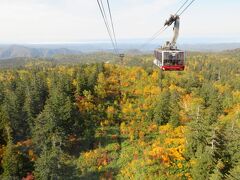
223, 48, 240, 53
0, 45, 80, 59
178, 43, 240, 52
0, 43, 240, 59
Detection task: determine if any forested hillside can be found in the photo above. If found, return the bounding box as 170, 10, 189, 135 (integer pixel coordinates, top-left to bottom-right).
0, 51, 240, 179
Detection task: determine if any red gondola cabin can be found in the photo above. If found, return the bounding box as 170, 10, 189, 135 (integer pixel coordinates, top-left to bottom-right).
153, 15, 185, 71
154, 49, 185, 71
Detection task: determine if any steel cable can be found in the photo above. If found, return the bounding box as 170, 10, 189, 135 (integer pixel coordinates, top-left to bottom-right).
97, 0, 118, 54
139, 0, 196, 50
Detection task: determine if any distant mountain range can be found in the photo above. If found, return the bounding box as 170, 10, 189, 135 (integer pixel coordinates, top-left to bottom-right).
178, 43, 240, 52
0, 43, 240, 59
0, 45, 80, 60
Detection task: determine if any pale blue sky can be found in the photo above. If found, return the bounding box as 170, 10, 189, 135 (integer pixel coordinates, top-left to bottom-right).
0, 0, 239, 43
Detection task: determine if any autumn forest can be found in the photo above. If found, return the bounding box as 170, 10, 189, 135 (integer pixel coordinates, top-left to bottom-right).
0, 50, 240, 179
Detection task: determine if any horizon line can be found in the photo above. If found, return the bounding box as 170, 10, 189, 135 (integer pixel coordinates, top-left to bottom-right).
1, 41, 240, 46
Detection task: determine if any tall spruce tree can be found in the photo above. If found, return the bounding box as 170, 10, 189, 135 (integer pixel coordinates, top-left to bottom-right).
169, 90, 181, 127
24, 73, 48, 133
153, 90, 171, 125
191, 148, 214, 180
33, 87, 81, 151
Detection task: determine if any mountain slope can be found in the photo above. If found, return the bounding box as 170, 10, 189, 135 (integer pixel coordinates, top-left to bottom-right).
0, 45, 80, 59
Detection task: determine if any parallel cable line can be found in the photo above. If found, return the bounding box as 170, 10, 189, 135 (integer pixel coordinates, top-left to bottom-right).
139, 26, 168, 50
100, 0, 118, 53
96, 0, 196, 52
107, 0, 119, 53
97, 0, 118, 54
175, 0, 190, 15
139, 0, 196, 50
179, 0, 196, 16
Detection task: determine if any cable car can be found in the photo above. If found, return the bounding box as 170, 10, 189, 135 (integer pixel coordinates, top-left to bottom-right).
153, 15, 185, 71
154, 45, 185, 71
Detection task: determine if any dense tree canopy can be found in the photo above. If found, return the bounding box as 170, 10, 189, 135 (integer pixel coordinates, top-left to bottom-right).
0, 50, 239, 179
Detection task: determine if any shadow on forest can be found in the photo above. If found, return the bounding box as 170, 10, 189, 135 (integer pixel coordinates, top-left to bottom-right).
79, 167, 119, 180
65, 127, 127, 158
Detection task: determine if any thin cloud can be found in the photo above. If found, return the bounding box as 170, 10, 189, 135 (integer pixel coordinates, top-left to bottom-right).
0, 0, 239, 43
